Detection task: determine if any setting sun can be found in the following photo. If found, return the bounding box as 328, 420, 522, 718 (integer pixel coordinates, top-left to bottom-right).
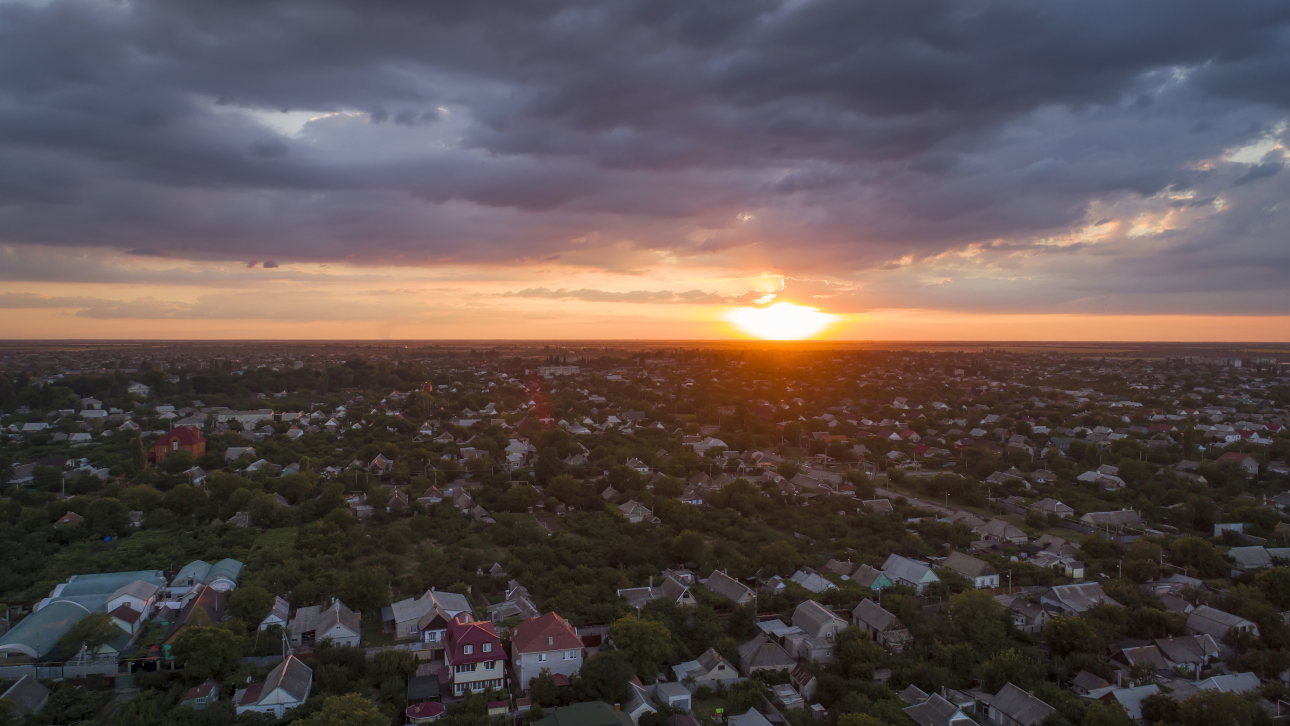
725, 301, 838, 340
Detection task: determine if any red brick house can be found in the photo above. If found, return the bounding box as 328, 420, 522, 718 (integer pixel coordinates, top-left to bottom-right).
148, 426, 206, 465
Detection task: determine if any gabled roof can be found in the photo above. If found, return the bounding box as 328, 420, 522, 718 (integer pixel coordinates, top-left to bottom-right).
943, 551, 997, 579
511, 612, 580, 654
882, 555, 938, 585
704, 570, 755, 603
990, 683, 1055, 726
1194, 672, 1260, 694
0, 675, 50, 716
1187, 605, 1254, 636
737, 633, 795, 670
260, 655, 313, 703
852, 599, 905, 633
446, 615, 501, 664
903, 693, 973, 726
791, 600, 844, 636
1155, 634, 1219, 665
110, 579, 161, 603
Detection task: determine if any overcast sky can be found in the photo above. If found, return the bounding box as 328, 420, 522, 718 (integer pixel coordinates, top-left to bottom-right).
1, 0, 1289, 339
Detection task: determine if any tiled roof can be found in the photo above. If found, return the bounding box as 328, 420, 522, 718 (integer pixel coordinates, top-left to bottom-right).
511, 612, 580, 654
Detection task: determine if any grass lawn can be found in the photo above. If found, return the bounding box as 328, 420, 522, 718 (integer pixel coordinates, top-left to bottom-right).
253, 526, 298, 551
362, 611, 395, 647
692, 697, 733, 726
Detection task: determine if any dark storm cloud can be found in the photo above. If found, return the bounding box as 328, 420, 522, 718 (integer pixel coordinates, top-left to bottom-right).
1, 0, 1289, 312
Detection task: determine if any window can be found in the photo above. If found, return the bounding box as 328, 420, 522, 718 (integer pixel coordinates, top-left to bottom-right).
538, 653, 547, 662
464, 645, 473, 655
564, 651, 575, 660
486, 661, 495, 670
483, 642, 492, 652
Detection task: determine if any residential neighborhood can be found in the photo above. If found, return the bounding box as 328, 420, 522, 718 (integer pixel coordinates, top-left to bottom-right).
0, 341, 1289, 725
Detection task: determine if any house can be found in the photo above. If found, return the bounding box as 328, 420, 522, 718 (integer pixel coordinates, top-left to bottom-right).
772, 683, 804, 710
903, 691, 975, 726
1194, 672, 1260, 694
55, 512, 84, 527
994, 595, 1052, 635
532, 702, 635, 726
1040, 583, 1120, 615
852, 564, 894, 591
618, 574, 696, 611
511, 612, 582, 691
1216, 452, 1260, 477
225, 446, 256, 462
171, 558, 245, 593
288, 598, 361, 648
406, 702, 447, 724
791, 664, 818, 701
736, 633, 796, 676
730, 710, 775, 726
942, 551, 1000, 589
986, 683, 1055, 726
975, 519, 1029, 545
1097, 685, 1159, 722
445, 616, 506, 696
655, 681, 692, 711
234, 655, 312, 718
1079, 510, 1143, 531
383, 589, 473, 642
618, 500, 658, 524
703, 570, 757, 605
1187, 605, 1259, 640
1112, 645, 1169, 673
852, 599, 912, 653
1155, 634, 1220, 677
1028, 498, 1073, 518
260, 596, 290, 631
164, 584, 228, 644
793, 600, 847, 639
147, 426, 206, 465
0, 675, 50, 718
789, 600, 847, 662
881, 554, 940, 593
179, 680, 220, 710
624, 682, 658, 725
673, 647, 740, 688
790, 568, 838, 594
1070, 671, 1110, 696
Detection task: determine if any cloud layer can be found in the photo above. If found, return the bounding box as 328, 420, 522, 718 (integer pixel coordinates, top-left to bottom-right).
0, 0, 1289, 326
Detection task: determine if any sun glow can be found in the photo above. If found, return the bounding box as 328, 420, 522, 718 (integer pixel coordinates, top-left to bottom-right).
725, 302, 838, 340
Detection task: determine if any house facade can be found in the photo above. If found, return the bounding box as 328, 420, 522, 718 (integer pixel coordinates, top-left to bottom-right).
445, 616, 507, 696
147, 426, 206, 465
511, 612, 583, 691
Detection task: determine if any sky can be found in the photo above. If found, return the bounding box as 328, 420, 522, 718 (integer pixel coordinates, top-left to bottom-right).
1, 0, 1289, 341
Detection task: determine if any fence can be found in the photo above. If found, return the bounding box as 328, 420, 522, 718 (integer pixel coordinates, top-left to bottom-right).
0, 661, 119, 679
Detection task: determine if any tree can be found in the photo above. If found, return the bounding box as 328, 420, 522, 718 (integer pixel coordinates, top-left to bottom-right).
756, 541, 800, 576
948, 589, 1010, 651
1083, 701, 1134, 726
300, 693, 388, 726
836, 715, 886, 726
228, 585, 274, 627
1043, 616, 1101, 657
578, 651, 635, 703
131, 434, 146, 472
981, 648, 1044, 693
608, 616, 673, 679
172, 626, 243, 683
530, 668, 563, 708
1140, 693, 1180, 725
1179, 690, 1263, 726
338, 567, 390, 613
58, 612, 119, 659
671, 530, 706, 563
728, 679, 768, 711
